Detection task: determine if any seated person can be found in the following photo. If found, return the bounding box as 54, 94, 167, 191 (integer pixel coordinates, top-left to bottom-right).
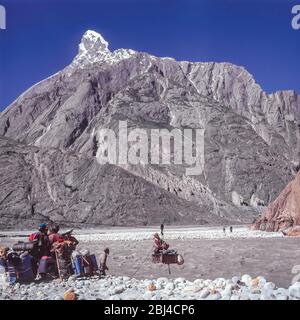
153, 233, 169, 254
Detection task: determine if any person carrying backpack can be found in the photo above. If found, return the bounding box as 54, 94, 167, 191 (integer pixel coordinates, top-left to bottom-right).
62, 229, 79, 251
29, 223, 51, 276
48, 224, 64, 246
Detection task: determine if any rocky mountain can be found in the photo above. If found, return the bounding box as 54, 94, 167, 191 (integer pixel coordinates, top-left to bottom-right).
253, 172, 300, 233
1, 136, 220, 229
0, 30, 299, 229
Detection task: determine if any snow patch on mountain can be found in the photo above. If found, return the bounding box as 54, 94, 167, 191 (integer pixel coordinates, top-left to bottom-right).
71, 30, 136, 68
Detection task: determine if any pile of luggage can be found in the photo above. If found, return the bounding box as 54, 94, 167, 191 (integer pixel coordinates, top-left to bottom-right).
0, 223, 101, 286
0, 246, 35, 285
0, 245, 100, 286
72, 250, 99, 277
152, 249, 184, 265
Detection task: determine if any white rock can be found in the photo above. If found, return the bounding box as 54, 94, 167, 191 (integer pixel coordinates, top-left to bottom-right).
183, 285, 201, 294
214, 278, 226, 289
256, 276, 267, 287
143, 291, 155, 300
114, 286, 125, 294
165, 282, 175, 291
157, 277, 168, 284
122, 276, 130, 282
231, 276, 240, 285
277, 287, 288, 295
263, 282, 275, 291
203, 279, 212, 286
224, 284, 234, 292
193, 279, 204, 286
198, 288, 210, 299
288, 282, 300, 299
220, 294, 231, 300
241, 274, 252, 286
260, 292, 276, 300
248, 293, 261, 300
208, 292, 222, 300
240, 286, 251, 296
275, 294, 288, 300
240, 295, 251, 300
174, 277, 185, 284
250, 287, 261, 294
151, 292, 162, 300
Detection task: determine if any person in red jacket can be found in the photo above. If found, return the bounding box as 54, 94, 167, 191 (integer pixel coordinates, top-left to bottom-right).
28, 223, 51, 277
153, 233, 169, 254
63, 230, 79, 251
48, 224, 64, 246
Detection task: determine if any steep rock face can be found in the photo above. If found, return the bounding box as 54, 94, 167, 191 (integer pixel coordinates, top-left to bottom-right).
181, 62, 300, 162
253, 172, 300, 232
0, 30, 298, 228
0, 136, 226, 229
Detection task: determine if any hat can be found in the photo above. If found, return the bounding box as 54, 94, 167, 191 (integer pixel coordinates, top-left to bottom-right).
38, 223, 47, 231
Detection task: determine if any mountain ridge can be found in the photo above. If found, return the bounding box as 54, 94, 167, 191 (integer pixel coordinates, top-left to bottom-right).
0, 30, 298, 229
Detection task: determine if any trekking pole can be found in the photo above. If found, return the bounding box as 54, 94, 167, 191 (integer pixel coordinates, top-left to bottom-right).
55, 250, 62, 280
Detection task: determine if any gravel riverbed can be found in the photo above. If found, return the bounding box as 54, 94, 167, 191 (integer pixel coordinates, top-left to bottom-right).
1, 275, 300, 300
1, 227, 299, 300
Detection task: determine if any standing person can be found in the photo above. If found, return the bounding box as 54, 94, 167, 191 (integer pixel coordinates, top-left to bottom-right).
99, 248, 109, 277
223, 226, 226, 234
28, 223, 51, 277
36, 223, 51, 258
63, 230, 79, 251
48, 224, 63, 246
230, 226, 233, 233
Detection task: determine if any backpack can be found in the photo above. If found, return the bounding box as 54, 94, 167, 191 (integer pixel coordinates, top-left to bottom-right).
29, 232, 40, 242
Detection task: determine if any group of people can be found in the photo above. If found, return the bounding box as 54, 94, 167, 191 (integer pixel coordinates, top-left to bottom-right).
2, 225, 179, 284
223, 226, 233, 234
30, 223, 110, 279
28, 223, 79, 278
1, 223, 110, 283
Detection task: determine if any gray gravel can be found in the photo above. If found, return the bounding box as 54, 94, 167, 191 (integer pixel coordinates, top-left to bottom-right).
0, 275, 299, 300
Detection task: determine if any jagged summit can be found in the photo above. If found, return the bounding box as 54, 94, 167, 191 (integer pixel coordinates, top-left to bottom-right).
72, 30, 135, 68
79, 30, 110, 55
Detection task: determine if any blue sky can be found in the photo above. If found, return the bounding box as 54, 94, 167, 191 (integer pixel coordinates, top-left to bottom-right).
0, 0, 299, 111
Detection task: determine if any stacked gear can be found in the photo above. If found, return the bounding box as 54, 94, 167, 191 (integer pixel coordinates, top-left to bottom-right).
72, 250, 99, 277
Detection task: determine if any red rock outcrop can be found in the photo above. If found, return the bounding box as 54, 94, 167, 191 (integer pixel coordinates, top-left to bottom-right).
253, 172, 300, 232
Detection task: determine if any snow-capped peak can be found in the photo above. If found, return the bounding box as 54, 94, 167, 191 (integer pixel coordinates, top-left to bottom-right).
79, 30, 110, 56
71, 30, 136, 68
